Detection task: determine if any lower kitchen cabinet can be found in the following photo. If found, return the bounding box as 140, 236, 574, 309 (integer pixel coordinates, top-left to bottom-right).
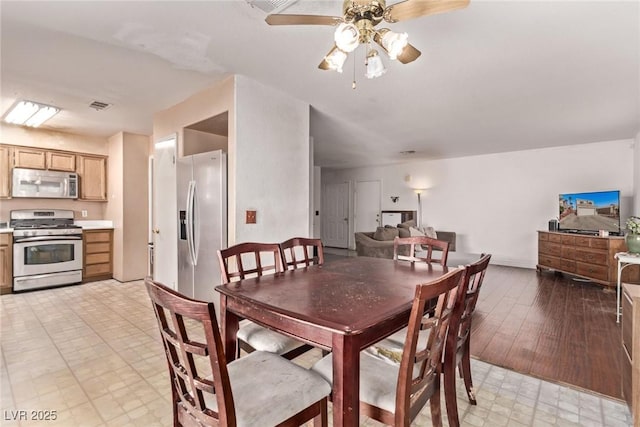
83, 229, 113, 282
0, 233, 13, 294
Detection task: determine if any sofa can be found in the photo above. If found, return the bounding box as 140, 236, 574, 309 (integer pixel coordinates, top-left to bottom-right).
355, 228, 457, 259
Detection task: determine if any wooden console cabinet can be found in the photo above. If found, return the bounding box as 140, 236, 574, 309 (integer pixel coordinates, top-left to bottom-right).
622, 283, 640, 425
83, 229, 113, 282
537, 231, 640, 287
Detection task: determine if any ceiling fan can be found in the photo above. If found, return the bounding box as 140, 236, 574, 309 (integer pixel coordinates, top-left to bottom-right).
265, 0, 469, 79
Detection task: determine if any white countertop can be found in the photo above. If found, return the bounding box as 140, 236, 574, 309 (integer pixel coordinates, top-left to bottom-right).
0, 228, 13, 234
74, 220, 114, 230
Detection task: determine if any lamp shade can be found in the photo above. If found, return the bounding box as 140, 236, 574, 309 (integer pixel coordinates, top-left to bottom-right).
334, 23, 360, 53
324, 46, 348, 73
381, 30, 409, 60
365, 49, 386, 79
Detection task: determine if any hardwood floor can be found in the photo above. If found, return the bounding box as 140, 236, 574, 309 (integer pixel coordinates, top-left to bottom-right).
470, 264, 625, 400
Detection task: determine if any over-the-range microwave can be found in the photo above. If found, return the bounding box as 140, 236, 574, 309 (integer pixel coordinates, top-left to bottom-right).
12, 168, 78, 199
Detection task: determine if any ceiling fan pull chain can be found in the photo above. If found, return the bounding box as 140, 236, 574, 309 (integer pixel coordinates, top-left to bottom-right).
352, 47, 357, 89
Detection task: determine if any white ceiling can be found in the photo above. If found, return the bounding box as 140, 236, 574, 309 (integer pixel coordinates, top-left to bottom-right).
1, 1, 638, 168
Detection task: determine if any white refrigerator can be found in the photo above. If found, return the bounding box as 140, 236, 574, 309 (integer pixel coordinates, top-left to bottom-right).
176, 150, 227, 303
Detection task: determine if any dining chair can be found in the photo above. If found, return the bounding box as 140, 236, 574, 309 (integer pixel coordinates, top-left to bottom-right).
280, 237, 324, 270
312, 267, 466, 427
217, 242, 313, 359
442, 253, 491, 427
393, 236, 450, 266
145, 278, 331, 427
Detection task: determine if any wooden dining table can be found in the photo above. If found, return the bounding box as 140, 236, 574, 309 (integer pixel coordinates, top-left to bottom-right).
215, 256, 451, 427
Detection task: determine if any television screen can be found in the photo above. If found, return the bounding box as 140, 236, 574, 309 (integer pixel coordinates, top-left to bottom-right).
558, 190, 621, 234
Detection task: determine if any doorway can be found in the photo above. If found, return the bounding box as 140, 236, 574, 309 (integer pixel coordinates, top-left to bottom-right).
355, 180, 381, 233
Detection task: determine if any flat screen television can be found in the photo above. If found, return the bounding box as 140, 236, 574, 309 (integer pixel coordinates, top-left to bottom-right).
558, 190, 621, 235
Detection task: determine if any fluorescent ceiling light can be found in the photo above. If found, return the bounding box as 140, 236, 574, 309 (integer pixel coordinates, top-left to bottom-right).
3, 101, 60, 127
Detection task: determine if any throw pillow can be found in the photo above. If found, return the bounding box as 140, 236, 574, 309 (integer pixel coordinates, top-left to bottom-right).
373, 226, 399, 241
397, 219, 417, 229
423, 226, 438, 239
398, 227, 411, 238
409, 226, 438, 239
409, 226, 425, 237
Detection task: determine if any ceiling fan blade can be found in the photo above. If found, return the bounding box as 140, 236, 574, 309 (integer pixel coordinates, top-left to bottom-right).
265, 14, 343, 26
397, 43, 422, 64
318, 58, 331, 70
384, 0, 470, 23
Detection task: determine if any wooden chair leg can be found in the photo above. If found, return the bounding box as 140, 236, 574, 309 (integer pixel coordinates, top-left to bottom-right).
443, 356, 461, 427
313, 398, 328, 427
460, 340, 477, 404
429, 374, 443, 427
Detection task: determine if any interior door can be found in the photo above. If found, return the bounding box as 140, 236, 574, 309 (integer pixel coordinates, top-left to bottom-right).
355, 180, 381, 233
153, 134, 178, 289
322, 182, 349, 248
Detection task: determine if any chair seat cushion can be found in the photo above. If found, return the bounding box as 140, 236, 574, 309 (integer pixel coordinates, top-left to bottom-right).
207, 351, 331, 427
312, 352, 400, 413
237, 321, 305, 355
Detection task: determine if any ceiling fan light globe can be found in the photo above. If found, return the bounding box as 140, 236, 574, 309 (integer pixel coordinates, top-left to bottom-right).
334, 22, 360, 53
325, 47, 348, 73
381, 30, 408, 60
365, 50, 386, 79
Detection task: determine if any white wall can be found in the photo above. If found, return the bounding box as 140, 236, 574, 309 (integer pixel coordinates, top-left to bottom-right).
634, 133, 640, 215
322, 139, 635, 268
234, 75, 310, 243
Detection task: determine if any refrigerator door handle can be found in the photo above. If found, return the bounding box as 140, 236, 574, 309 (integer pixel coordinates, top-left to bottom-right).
186, 180, 197, 266
192, 181, 200, 265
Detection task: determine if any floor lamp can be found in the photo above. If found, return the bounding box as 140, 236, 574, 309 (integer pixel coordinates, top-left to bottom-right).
414, 189, 423, 228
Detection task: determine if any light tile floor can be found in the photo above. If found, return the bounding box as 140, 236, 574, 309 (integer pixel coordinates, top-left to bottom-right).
0, 279, 633, 427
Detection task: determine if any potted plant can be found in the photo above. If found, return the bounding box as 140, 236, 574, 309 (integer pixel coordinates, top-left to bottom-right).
626, 216, 640, 254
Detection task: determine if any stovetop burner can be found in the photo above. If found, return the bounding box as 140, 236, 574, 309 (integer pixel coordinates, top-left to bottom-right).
14, 224, 81, 230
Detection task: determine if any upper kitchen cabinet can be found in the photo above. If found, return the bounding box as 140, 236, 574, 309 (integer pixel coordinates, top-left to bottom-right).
0, 145, 10, 198
13, 146, 46, 169
77, 155, 107, 201
46, 151, 76, 171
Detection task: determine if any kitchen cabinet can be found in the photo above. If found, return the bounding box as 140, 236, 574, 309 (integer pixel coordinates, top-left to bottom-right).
13, 147, 46, 169
0, 145, 10, 198
0, 233, 12, 294
46, 151, 76, 171
77, 155, 107, 201
83, 229, 113, 282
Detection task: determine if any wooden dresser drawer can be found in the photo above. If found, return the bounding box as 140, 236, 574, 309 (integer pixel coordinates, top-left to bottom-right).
576, 263, 608, 282
540, 242, 561, 257
559, 259, 576, 273
539, 254, 561, 270
561, 234, 576, 245
539, 232, 549, 242
590, 238, 609, 250
575, 236, 592, 247
548, 233, 562, 243
561, 246, 575, 260
574, 249, 608, 266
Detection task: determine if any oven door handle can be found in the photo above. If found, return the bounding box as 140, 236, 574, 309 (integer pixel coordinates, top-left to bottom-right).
14, 235, 83, 243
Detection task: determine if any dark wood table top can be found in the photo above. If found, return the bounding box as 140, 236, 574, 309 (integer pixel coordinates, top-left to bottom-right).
216, 256, 449, 335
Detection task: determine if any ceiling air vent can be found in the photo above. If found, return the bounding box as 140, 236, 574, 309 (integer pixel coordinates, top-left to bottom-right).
89, 101, 111, 111
246, 0, 298, 14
